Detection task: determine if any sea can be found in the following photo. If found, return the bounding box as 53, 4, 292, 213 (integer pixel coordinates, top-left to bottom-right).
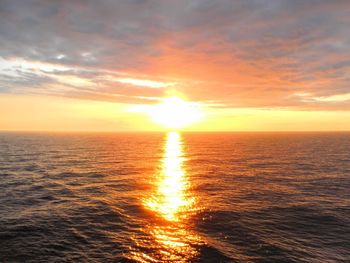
0, 132, 349, 263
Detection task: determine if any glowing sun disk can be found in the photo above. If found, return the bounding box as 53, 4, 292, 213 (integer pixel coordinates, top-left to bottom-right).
150, 97, 203, 129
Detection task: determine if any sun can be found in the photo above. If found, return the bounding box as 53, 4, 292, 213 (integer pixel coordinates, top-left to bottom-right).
149, 97, 204, 129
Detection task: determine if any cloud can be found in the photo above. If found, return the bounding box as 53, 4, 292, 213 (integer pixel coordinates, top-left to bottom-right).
0, 0, 350, 109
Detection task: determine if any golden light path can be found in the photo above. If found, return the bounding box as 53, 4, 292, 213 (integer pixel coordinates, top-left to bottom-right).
146, 131, 194, 221
131, 132, 201, 262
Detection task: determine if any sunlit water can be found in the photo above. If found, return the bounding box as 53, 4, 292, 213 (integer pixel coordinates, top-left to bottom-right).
133, 131, 200, 262
0, 132, 349, 262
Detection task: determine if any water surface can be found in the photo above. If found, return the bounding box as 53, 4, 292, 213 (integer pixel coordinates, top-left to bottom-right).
0, 132, 349, 262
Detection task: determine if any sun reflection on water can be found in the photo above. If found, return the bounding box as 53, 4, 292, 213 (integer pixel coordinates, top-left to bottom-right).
130, 131, 201, 262
145, 131, 195, 222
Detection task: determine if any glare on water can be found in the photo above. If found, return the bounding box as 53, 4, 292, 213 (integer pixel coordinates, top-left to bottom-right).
131, 132, 201, 262
145, 131, 195, 221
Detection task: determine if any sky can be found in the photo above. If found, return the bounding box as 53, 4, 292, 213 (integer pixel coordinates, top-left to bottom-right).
1, 0, 350, 131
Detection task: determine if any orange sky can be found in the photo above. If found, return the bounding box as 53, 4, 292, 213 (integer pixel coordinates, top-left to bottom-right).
1, 1, 350, 131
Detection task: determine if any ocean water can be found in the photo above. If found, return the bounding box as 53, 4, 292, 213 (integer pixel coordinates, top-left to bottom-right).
0, 132, 349, 263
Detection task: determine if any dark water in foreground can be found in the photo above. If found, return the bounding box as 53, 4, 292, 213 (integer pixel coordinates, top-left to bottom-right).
0, 132, 349, 263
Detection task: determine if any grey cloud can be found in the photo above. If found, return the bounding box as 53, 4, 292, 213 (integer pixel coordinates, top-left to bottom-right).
0, 0, 350, 109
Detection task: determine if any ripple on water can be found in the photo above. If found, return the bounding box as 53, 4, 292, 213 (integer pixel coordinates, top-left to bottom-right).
0, 132, 349, 262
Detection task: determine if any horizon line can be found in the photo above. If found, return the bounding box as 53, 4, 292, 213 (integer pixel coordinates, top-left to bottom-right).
1, 129, 349, 133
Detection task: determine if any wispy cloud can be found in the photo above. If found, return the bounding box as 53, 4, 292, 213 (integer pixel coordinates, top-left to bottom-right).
115, 78, 174, 89
314, 93, 350, 102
